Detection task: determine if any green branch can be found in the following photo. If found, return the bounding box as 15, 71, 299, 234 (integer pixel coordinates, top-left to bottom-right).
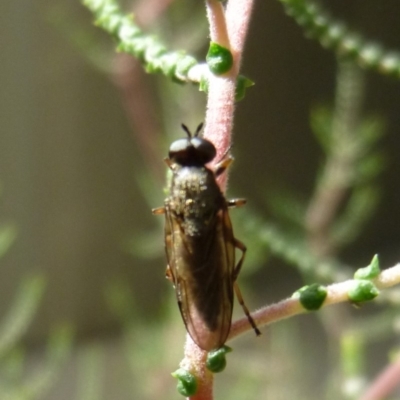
280, 0, 400, 79
82, 0, 207, 83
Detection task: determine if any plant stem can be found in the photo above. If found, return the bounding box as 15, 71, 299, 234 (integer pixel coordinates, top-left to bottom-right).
180, 2, 255, 398
206, 0, 230, 48
203, 0, 254, 191
229, 263, 400, 341
181, 336, 213, 400
359, 355, 400, 400
203, 0, 236, 191
225, 0, 255, 71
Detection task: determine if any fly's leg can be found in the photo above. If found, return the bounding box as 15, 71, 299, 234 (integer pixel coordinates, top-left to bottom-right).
164, 158, 177, 171
227, 198, 247, 208
233, 238, 261, 336
214, 156, 234, 177
232, 238, 246, 281
152, 207, 165, 215
233, 283, 261, 336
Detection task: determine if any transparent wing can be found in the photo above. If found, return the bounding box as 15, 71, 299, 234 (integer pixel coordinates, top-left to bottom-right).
165, 206, 236, 351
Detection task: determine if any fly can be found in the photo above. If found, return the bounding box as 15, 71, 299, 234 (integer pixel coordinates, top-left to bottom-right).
153, 123, 260, 351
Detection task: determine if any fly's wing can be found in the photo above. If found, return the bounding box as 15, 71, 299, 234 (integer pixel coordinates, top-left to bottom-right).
165, 205, 235, 351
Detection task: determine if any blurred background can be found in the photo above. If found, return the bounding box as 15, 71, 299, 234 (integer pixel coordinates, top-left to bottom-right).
1, 0, 400, 399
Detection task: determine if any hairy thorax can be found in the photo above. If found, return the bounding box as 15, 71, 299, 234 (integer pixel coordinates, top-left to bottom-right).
166, 166, 225, 237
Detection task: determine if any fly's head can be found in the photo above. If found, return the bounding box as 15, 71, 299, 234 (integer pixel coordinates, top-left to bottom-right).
168, 123, 216, 168
166, 124, 223, 238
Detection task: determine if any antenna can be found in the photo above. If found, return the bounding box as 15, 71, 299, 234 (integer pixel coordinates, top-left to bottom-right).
181, 123, 192, 138
194, 122, 204, 137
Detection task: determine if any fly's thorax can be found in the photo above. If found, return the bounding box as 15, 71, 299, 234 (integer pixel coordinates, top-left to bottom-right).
167, 165, 225, 237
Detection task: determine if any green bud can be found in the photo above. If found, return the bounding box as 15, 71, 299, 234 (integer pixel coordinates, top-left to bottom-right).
293, 283, 327, 310
171, 368, 198, 397
206, 42, 233, 75
206, 345, 232, 373
354, 254, 380, 280
348, 280, 379, 303
235, 75, 255, 101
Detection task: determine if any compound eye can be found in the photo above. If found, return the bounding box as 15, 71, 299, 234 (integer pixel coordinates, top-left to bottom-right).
168, 136, 217, 166
168, 138, 191, 163
190, 137, 216, 164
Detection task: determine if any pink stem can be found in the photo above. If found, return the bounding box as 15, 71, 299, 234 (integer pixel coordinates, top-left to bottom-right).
230, 264, 400, 341
181, 1, 255, 399
206, 0, 230, 47
204, 0, 236, 191
204, 0, 254, 191
182, 336, 214, 400
358, 358, 400, 400
225, 0, 255, 71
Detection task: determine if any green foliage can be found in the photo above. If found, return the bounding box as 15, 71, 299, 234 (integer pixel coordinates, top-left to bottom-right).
0, 312, 73, 400
331, 185, 380, 248
79, 2, 399, 399
206, 346, 232, 373
0, 224, 17, 260
354, 255, 380, 280
104, 279, 185, 399
18, 324, 73, 399
265, 188, 307, 228
82, 0, 203, 83
235, 75, 255, 101
199, 74, 254, 100
348, 280, 379, 303
77, 343, 104, 400
199, 74, 210, 94
0, 276, 46, 358
82, 0, 255, 101
339, 331, 366, 398
172, 368, 198, 397
340, 332, 365, 376
308, 61, 386, 251
0, 279, 73, 400
280, 0, 400, 78
206, 42, 234, 75
237, 209, 350, 281
293, 283, 327, 310
105, 277, 139, 323
0, 183, 73, 399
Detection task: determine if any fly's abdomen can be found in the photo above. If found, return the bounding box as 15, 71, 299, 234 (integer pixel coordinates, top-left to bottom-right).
175, 216, 235, 351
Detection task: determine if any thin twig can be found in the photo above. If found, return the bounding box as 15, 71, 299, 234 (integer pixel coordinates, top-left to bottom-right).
181, 336, 213, 400
181, 1, 255, 398
358, 355, 400, 400
225, 0, 255, 72
229, 263, 400, 341
203, 0, 254, 191
206, 0, 230, 48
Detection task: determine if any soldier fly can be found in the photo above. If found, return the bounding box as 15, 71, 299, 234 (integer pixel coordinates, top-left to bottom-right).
153, 123, 260, 351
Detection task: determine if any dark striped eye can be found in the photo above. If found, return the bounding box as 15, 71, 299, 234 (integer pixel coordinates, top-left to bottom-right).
168, 126, 216, 166
189, 137, 216, 163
